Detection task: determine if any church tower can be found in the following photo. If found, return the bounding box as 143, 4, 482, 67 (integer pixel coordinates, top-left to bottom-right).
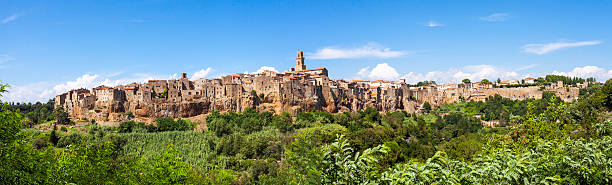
295, 51, 306, 71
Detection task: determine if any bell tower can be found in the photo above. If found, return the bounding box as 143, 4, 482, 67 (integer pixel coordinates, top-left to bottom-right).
295, 51, 306, 71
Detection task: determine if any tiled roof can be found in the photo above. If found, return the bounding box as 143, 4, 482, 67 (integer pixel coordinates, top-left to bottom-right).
302, 68, 326, 72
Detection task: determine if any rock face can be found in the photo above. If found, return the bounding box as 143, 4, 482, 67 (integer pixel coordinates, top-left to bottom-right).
54, 52, 582, 122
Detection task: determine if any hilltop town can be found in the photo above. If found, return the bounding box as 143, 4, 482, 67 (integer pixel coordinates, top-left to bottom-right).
55, 51, 585, 122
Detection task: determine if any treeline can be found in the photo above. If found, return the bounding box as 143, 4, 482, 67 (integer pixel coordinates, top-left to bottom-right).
544, 74, 595, 85
410, 80, 437, 87
496, 82, 552, 88
5, 100, 55, 125
3, 99, 75, 127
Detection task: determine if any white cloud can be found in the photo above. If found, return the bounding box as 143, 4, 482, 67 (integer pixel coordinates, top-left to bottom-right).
0, 54, 14, 64
517, 64, 538, 71
169, 73, 179, 80
480, 13, 510, 22
426, 21, 443, 27
99, 73, 157, 87
191, 68, 213, 80
352, 63, 546, 84
2, 74, 100, 103
2, 14, 21, 24
522, 40, 602, 55
354, 63, 400, 80
2, 82, 52, 103
255, 66, 278, 74
552, 66, 612, 81
400, 65, 523, 84
398, 65, 612, 84
308, 43, 405, 59
52, 74, 100, 94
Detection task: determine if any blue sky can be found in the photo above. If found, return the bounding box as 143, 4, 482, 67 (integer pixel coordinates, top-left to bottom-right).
1, 0, 611, 102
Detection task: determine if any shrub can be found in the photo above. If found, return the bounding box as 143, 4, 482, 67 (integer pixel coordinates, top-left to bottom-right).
272, 111, 293, 132
57, 131, 86, 147
154, 118, 193, 132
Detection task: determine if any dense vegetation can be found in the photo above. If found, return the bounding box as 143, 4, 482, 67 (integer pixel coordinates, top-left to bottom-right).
543, 74, 595, 86
438, 91, 562, 123
5, 100, 55, 126
410, 80, 437, 87
1, 79, 611, 184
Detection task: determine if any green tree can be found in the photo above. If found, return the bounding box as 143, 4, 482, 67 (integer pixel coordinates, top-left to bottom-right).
285, 124, 348, 183
0, 104, 24, 147
0, 83, 7, 99
481, 79, 492, 85
49, 125, 59, 146
53, 107, 70, 124
155, 117, 193, 132
0, 87, 54, 184
135, 144, 193, 184
320, 135, 389, 184
462, 79, 471, 83
362, 107, 381, 123
208, 117, 232, 137
272, 111, 293, 132
423, 102, 432, 113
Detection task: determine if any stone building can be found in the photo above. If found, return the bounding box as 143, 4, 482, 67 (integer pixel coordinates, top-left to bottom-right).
55, 51, 582, 122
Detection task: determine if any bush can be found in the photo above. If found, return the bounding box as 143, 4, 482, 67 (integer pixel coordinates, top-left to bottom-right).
155, 118, 193, 132
32, 137, 48, 150
118, 121, 147, 133
208, 118, 232, 137
246, 158, 278, 182
272, 111, 293, 132
53, 107, 70, 124
57, 131, 87, 147
49, 128, 59, 146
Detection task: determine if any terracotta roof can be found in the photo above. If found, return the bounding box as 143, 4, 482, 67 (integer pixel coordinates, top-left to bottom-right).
284, 68, 327, 73
95, 86, 113, 90
302, 68, 326, 72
